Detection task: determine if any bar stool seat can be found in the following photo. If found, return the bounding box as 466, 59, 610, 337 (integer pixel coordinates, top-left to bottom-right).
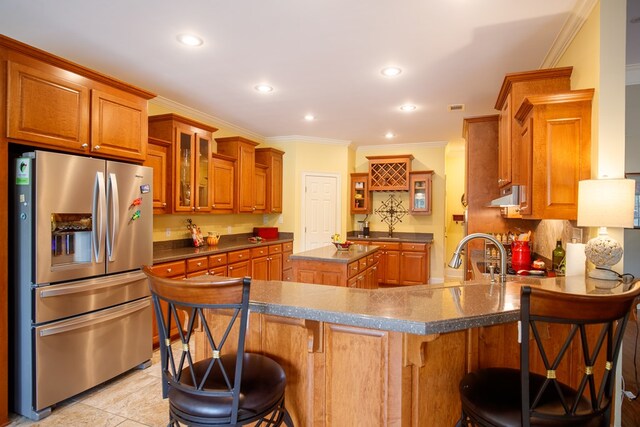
460, 367, 601, 427
169, 354, 286, 423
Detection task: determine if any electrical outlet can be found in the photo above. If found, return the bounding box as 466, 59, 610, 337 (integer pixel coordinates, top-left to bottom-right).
227, 226, 232, 234
278, 214, 283, 224
165, 228, 171, 237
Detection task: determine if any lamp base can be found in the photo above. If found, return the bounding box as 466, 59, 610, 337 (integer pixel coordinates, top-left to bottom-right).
587, 267, 619, 281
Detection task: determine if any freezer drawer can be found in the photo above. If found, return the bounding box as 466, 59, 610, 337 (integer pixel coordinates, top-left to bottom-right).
35, 270, 149, 324
34, 297, 152, 411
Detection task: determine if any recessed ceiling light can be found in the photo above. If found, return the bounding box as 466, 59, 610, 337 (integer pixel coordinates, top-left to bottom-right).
176, 33, 204, 47
399, 104, 416, 112
254, 84, 274, 93
304, 114, 315, 121
381, 67, 402, 77
385, 132, 395, 139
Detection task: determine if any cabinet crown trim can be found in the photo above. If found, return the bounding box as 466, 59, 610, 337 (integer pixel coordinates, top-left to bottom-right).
215, 136, 260, 147
514, 89, 595, 123
494, 66, 573, 110
148, 113, 219, 133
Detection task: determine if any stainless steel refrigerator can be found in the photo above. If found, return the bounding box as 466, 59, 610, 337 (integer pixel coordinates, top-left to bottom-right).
12, 150, 154, 420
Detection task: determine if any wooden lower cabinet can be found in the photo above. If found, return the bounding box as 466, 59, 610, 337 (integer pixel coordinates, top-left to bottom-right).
193, 311, 466, 426
147, 261, 186, 348
190, 312, 601, 426
292, 252, 379, 289
352, 240, 431, 286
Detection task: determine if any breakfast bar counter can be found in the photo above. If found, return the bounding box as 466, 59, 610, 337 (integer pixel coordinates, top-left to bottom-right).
193, 276, 635, 426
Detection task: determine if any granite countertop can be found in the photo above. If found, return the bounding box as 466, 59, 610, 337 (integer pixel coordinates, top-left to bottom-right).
246, 276, 637, 335
289, 244, 378, 263
153, 236, 294, 264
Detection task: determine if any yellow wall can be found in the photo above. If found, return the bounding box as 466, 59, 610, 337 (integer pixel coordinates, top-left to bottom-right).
555, 2, 600, 174
444, 139, 466, 277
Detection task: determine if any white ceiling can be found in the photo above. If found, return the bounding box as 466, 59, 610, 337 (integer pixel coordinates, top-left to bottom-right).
0, 0, 631, 147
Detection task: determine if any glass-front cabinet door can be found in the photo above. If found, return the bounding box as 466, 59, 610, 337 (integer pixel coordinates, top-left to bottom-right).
175, 128, 194, 212
409, 171, 433, 215
350, 173, 371, 214
174, 127, 212, 213
195, 134, 211, 212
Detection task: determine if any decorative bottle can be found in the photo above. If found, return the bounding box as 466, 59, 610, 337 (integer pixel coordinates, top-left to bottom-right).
552, 240, 565, 273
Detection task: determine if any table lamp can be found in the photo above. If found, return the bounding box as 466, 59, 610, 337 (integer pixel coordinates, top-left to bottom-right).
577, 179, 635, 280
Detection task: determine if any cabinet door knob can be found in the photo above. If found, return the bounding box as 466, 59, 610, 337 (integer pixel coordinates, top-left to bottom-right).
229, 266, 233, 270
192, 207, 195, 211
94, 145, 101, 150
196, 207, 200, 211
197, 262, 202, 266
162, 203, 167, 207
211, 204, 216, 208
167, 268, 172, 273
81, 143, 89, 149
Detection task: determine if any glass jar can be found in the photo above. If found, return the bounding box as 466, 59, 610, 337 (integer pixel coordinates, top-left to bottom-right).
511, 240, 531, 272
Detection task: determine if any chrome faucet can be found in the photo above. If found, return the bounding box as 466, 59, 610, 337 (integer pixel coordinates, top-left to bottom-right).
448, 233, 507, 284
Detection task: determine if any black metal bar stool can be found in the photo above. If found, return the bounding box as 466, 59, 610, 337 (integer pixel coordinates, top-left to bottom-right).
457, 282, 640, 427
143, 267, 294, 427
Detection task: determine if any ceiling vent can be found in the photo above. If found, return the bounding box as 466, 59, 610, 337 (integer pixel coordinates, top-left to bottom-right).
448, 104, 465, 112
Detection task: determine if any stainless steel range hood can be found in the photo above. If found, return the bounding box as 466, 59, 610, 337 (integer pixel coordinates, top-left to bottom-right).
488, 185, 520, 207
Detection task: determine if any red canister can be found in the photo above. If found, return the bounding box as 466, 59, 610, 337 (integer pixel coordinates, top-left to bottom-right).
511, 240, 531, 272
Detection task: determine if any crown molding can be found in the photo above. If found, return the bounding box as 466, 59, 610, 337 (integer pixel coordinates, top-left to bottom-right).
540, 0, 598, 68
628, 63, 640, 86
149, 96, 265, 141
265, 135, 352, 146
356, 141, 448, 151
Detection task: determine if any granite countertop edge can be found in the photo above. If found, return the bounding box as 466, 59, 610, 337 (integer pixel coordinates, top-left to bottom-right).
153, 237, 294, 264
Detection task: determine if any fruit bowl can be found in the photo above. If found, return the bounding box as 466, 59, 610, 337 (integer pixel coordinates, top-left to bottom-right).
333, 241, 353, 251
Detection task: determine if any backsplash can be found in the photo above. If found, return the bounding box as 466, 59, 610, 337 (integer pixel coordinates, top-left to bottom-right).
532, 219, 584, 260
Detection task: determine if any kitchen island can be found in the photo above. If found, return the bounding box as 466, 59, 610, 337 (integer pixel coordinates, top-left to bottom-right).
190, 275, 634, 426
290, 244, 380, 288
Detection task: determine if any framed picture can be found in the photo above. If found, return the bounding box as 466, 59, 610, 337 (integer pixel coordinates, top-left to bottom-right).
626, 173, 640, 228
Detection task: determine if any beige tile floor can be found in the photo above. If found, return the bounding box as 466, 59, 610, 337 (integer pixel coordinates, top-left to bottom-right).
8, 351, 171, 427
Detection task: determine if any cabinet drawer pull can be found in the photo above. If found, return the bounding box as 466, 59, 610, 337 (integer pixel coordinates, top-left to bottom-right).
166, 268, 172, 273
197, 262, 202, 267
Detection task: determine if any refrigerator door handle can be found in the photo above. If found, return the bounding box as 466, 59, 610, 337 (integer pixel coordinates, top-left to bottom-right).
93, 172, 106, 263
107, 172, 119, 262
38, 270, 146, 298
38, 298, 150, 337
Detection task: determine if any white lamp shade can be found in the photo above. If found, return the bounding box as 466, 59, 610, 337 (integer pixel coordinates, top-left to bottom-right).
577, 179, 635, 228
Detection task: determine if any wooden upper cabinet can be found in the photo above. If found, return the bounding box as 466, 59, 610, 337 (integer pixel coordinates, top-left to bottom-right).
216, 136, 260, 213
7, 60, 90, 151
409, 171, 433, 215
254, 163, 268, 213
148, 113, 218, 214
210, 153, 235, 214
350, 173, 371, 214
255, 147, 284, 213
367, 155, 413, 190
4, 37, 155, 162
144, 137, 172, 214
90, 88, 147, 161
494, 67, 572, 189
514, 90, 593, 220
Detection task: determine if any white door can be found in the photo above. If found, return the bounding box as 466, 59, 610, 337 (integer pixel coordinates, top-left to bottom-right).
303, 174, 340, 250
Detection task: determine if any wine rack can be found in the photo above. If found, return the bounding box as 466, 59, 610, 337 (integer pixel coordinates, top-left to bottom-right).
366, 155, 413, 190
